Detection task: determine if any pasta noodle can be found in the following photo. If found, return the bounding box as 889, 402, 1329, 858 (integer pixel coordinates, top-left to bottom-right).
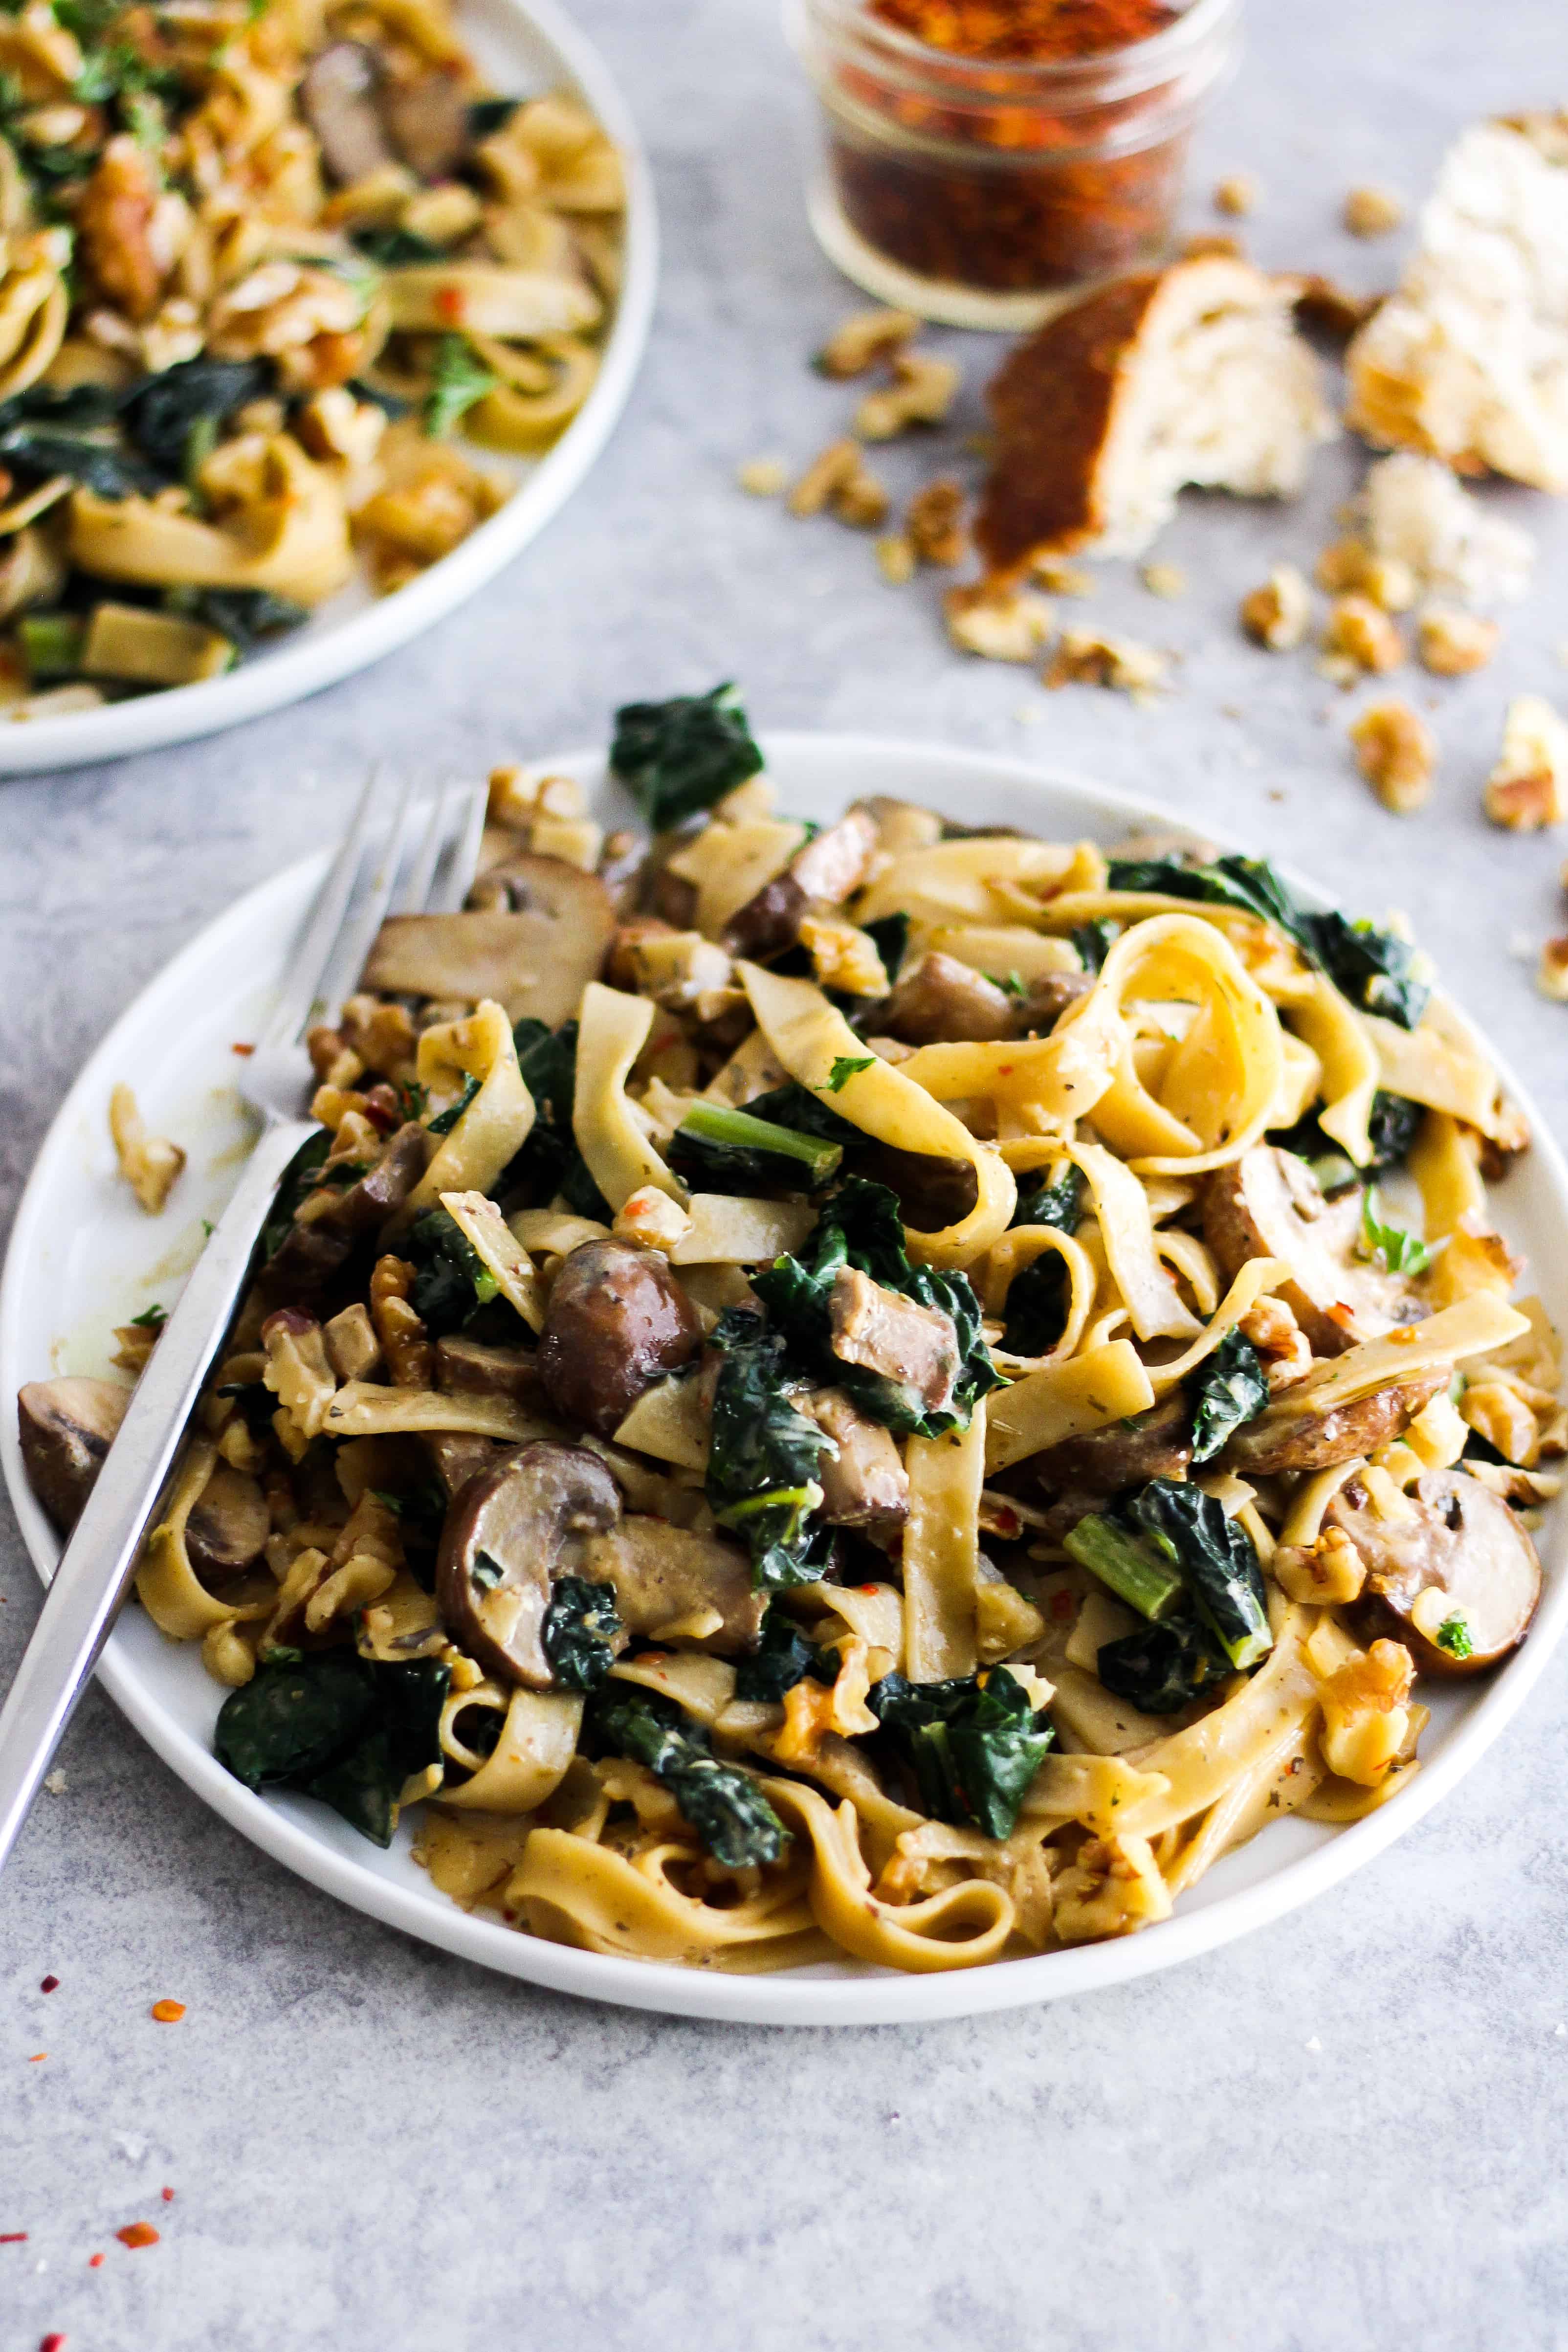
44, 710, 1556, 1983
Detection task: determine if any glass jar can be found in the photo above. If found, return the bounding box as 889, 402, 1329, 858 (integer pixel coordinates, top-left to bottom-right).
786, 0, 1244, 330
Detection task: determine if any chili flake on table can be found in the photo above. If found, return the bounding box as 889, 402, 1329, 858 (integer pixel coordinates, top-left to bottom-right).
116, 2223, 160, 2251
150, 1999, 186, 2023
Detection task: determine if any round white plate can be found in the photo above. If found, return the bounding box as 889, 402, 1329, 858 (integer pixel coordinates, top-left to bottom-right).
4, 733, 1565, 2026
0, 0, 657, 778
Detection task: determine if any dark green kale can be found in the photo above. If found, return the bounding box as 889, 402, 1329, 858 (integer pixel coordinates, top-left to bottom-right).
541, 1576, 623, 1691
861, 910, 909, 984
868, 1667, 1055, 1840
1010, 1162, 1084, 1233
1070, 918, 1119, 975
467, 96, 520, 138
1096, 1617, 1230, 1714
352, 224, 445, 266
1365, 1089, 1423, 1170
743, 1080, 862, 1149
170, 587, 309, 651
1187, 1328, 1268, 1464
214, 1650, 450, 1847
1000, 1257, 1069, 1357
589, 1686, 791, 1867
0, 425, 158, 498
609, 683, 764, 831
750, 1176, 1000, 1440
426, 1072, 481, 1136
706, 1309, 834, 1590
733, 1604, 831, 1702
424, 333, 498, 439
668, 1099, 843, 1193
1106, 851, 1302, 935
502, 1018, 610, 1217
260, 1131, 331, 1261
118, 359, 271, 480
406, 1205, 500, 1336
1126, 1479, 1272, 1670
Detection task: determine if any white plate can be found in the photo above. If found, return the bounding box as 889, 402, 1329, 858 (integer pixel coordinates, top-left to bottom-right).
0, 0, 657, 778
4, 733, 1566, 2026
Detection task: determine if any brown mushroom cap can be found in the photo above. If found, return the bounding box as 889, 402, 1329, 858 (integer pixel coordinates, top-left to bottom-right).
380, 67, 470, 180
1223, 1370, 1446, 1477
299, 42, 393, 184
1333, 1467, 1543, 1676
585, 1515, 768, 1652
186, 1464, 270, 1583
537, 1238, 705, 1438
18, 1376, 129, 1533
1204, 1146, 1420, 1355
721, 808, 878, 962
365, 857, 615, 1028
437, 1442, 624, 1687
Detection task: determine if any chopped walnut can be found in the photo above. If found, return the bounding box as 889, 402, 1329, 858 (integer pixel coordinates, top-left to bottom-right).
814, 306, 918, 378
1317, 1638, 1413, 1786
294, 387, 385, 470
1045, 627, 1168, 700
1237, 1294, 1313, 1390
854, 351, 960, 440
1348, 699, 1437, 814
1213, 172, 1259, 216
1538, 936, 1568, 1002
1417, 605, 1499, 676
1315, 537, 1368, 594
1240, 564, 1311, 650
1344, 184, 1404, 237
108, 1083, 185, 1215
77, 134, 164, 322
1321, 592, 1404, 674
875, 532, 916, 585
1182, 230, 1246, 262
1483, 695, 1568, 829
944, 582, 1056, 663
1357, 554, 1417, 613
1460, 1378, 1539, 1467
799, 913, 891, 997
1273, 1525, 1368, 1606
788, 438, 888, 527
1139, 561, 1186, 599
905, 476, 967, 566
369, 1255, 431, 1390
1053, 1832, 1172, 1944
735, 454, 788, 497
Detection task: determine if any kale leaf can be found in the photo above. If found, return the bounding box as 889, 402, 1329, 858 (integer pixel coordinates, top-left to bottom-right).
118, 359, 270, 479
667, 1099, 842, 1194
743, 1080, 862, 1149
1010, 1162, 1084, 1233
609, 683, 764, 831
1096, 1617, 1229, 1714
589, 1686, 791, 1866
353, 223, 445, 266
424, 333, 498, 439
214, 1650, 450, 1846
750, 1175, 999, 1440
705, 1309, 834, 1589
501, 1018, 610, 1217
541, 1575, 623, 1691
861, 910, 909, 983
1273, 1087, 1421, 1191
407, 1205, 500, 1336
1070, 917, 1119, 974
868, 1667, 1054, 1840
467, 96, 520, 138
1126, 1479, 1272, 1671
1187, 1328, 1268, 1464
1000, 1257, 1069, 1358
733, 1603, 831, 1702
427, 1072, 481, 1136
172, 587, 309, 651
0, 426, 158, 498
260, 1130, 331, 1261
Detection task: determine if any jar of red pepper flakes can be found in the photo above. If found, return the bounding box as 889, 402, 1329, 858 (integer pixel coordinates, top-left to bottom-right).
786, 0, 1245, 329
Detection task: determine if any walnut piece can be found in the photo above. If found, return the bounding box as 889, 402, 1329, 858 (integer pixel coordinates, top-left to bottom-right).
875, 532, 916, 585
1537, 936, 1568, 1002
944, 583, 1056, 663
1482, 694, 1568, 829
788, 439, 888, 528
1239, 564, 1311, 649
1214, 173, 1259, 217
1349, 699, 1437, 813
905, 477, 968, 566
1140, 561, 1187, 599
735, 454, 788, 496
814, 306, 918, 379
855, 351, 960, 440
108, 1083, 185, 1216
1417, 605, 1499, 675
1322, 592, 1404, 673
1045, 627, 1169, 700
1344, 184, 1404, 237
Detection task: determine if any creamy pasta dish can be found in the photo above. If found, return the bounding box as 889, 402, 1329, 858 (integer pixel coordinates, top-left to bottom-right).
19, 686, 1563, 1975
0, 0, 621, 714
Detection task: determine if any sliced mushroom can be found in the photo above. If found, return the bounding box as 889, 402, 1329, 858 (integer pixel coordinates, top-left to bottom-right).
380, 67, 471, 181
1223, 1369, 1446, 1477
261, 1123, 430, 1305
806, 1387, 909, 1533
722, 807, 879, 961
883, 952, 1017, 1045
1019, 969, 1092, 1032
1204, 1146, 1420, 1354
300, 42, 394, 184
186, 1464, 270, 1583
437, 1441, 624, 1686
829, 1266, 959, 1415
584, 1513, 768, 1652
1030, 1391, 1193, 1499
860, 1144, 979, 1236
537, 1238, 705, 1437
427, 1431, 506, 1498
435, 1334, 544, 1404
365, 858, 615, 1027
18, 1376, 129, 1533
1330, 1467, 1542, 1676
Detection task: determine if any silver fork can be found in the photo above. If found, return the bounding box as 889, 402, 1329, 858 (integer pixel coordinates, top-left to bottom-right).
0, 770, 488, 1875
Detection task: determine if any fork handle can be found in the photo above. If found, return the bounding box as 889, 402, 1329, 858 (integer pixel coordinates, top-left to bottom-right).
0, 1115, 316, 1875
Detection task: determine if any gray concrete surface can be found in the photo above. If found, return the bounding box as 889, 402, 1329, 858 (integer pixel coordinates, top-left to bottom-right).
3, 1, 1568, 2346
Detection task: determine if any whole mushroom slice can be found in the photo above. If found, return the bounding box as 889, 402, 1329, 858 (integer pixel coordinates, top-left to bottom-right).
379, 67, 471, 181
883, 952, 1017, 1045
300, 42, 394, 184
537, 1238, 705, 1438
185, 1464, 270, 1583
1204, 1146, 1420, 1354
261, 1122, 430, 1305
437, 1442, 625, 1687
584, 1514, 768, 1653
1223, 1369, 1446, 1477
18, 1377, 129, 1533
365, 858, 615, 1028
722, 807, 879, 961
1329, 1467, 1542, 1677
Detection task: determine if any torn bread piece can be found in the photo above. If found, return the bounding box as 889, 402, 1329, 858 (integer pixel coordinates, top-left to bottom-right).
975, 258, 1333, 575
1357, 452, 1534, 607
1346, 115, 1568, 490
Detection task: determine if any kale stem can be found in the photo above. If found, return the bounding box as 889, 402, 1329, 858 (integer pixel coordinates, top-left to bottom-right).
1063, 1514, 1186, 1621
676, 1100, 842, 1186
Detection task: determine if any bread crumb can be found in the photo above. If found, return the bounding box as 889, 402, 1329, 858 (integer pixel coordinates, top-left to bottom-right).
1483, 695, 1568, 829
1030, 554, 1096, 596
1182, 231, 1245, 261
1044, 627, 1169, 701
814, 307, 918, 378
1349, 699, 1436, 813
1358, 554, 1417, 613
1322, 592, 1404, 673
1295, 273, 1380, 342
1537, 937, 1568, 1001
1140, 561, 1186, 599
875, 532, 916, 585
1344, 184, 1404, 238
1417, 606, 1500, 676
43, 1769, 67, 1794
735, 455, 788, 497
944, 583, 1056, 662
1240, 564, 1311, 650
1214, 173, 1258, 217
1316, 538, 1368, 594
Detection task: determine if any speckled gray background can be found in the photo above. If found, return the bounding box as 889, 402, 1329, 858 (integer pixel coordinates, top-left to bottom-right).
4, 2, 1568, 2346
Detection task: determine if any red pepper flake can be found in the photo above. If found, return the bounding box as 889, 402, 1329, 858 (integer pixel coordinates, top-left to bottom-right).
41, 2334, 67, 2352
996, 1065, 1015, 1076
160, 2188, 175, 2204
435, 287, 463, 323
230, 1042, 255, 1057
28, 2053, 45, 2062
859, 1582, 881, 1595
40, 1975, 59, 1993
0, 2231, 27, 2243
150, 1999, 185, 2023
116, 2223, 159, 2251
1051, 1589, 1075, 1620
88, 2254, 104, 2269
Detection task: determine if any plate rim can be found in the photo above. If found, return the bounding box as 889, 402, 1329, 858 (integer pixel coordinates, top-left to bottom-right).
0, 0, 659, 780
4, 727, 1566, 2027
